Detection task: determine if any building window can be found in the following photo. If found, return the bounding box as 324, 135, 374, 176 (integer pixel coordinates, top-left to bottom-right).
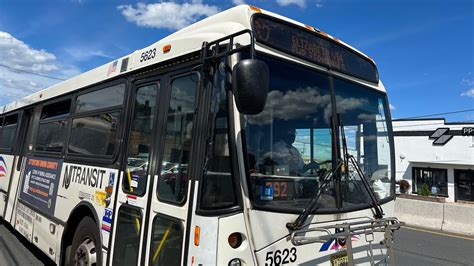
454, 170, 473, 202
412, 167, 448, 197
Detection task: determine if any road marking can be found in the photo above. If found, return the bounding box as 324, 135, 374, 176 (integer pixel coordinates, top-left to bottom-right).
402, 226, 474, 240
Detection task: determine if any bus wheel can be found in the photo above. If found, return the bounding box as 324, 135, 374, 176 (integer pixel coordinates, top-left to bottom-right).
69, 216, 101, 266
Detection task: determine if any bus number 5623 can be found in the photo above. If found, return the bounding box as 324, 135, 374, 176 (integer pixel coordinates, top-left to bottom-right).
265, 248, 297, 266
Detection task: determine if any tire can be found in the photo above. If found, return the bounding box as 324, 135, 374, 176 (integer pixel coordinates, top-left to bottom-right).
68, 216, 102, 266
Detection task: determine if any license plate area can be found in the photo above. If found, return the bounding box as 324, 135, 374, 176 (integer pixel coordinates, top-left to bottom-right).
330, 251, 348, 266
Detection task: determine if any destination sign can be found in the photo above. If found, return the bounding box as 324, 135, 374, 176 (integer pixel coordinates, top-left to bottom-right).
252, 15, 379, 83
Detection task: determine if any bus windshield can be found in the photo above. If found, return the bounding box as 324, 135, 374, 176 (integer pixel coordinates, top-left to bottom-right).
243, 54, 393, 213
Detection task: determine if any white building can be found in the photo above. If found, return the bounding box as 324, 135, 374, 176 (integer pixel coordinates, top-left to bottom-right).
393, 118, 474, 203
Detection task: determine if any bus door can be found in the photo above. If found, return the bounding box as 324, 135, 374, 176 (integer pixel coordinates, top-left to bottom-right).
111, 71, 201, 266
3, 108, 34, 223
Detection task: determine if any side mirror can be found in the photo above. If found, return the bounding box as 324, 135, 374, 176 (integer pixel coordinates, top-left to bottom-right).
232, 59, 269, 115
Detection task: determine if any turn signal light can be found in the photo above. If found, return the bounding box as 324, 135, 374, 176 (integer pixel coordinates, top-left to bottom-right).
305, 25, 315, 31
228, 232, 243, 249
194, 226, 200, 246
163, 44, 171, 53
249, 6, 262, 13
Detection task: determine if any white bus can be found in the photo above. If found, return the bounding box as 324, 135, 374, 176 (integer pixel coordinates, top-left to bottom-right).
0, 5, 401, 266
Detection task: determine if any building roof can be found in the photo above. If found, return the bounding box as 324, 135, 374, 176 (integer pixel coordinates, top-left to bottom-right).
409, 160, 474, 167
393, 118, 474, 132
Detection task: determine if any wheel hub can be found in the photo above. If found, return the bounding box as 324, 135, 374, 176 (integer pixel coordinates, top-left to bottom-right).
74, 237, 97, 266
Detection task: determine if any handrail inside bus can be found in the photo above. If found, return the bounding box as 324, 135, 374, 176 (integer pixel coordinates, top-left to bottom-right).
126, 168, 141, 235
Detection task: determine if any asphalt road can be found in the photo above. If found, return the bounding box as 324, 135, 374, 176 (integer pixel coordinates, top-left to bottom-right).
0, 219, 53, 266
0, 219, 473, 265
393, 226, 474, 266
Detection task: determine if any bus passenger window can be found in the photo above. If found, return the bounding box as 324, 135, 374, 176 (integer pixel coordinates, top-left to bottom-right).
148, 216, 183, 266
0, 114, 18, 150
112, 206, 142, 266
68, 112, 119, 156
75, 84, 125, 113
36, 100, 70, 153
158, 74, 197, 204
68, 84, 125, 157
124, 84, 158, 195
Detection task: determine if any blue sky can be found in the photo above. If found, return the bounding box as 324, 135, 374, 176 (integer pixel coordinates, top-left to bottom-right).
0, 0, 472, 121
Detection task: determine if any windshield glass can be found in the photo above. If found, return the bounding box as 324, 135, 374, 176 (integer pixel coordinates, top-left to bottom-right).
243, 55, 393, 213
335, 78, 394, 208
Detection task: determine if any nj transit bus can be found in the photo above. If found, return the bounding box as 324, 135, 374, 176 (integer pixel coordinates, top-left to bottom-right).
0, 5, 402, 266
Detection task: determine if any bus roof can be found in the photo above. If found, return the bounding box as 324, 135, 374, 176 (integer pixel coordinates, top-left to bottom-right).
1, 5, 374, 114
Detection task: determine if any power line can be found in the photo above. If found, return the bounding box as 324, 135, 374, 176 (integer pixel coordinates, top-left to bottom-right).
397, 108, 474, 120
0, 63, 66, 81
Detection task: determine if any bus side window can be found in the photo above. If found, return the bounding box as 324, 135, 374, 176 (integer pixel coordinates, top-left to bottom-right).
35, 99, 70, 154
148, 215, 183, 266
157, 74, 198, 204
199, 72, 237, 210
123, 84, 158, 195
68, 83, 125, 157
0, 114, 19, 151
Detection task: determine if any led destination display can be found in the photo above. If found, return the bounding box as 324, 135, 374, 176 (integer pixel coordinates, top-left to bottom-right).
252, 15, 379, 83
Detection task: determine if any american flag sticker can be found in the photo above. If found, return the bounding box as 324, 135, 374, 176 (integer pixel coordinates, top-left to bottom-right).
107, 61, 118, 76
101, 208, 113, 232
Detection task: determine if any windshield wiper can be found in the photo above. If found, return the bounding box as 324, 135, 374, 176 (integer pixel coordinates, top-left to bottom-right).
286, 160, 343, 231
340, 119, 384, 219
286, 116, 385, 231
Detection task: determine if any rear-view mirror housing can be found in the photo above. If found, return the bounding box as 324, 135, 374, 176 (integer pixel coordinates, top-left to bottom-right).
232, 59, 269, 115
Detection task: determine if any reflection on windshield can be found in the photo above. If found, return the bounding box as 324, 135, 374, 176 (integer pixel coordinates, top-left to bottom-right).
335, 78, 393, 206
248, 87, 332, 125
245, 55, 336, 211
244, 55, 393, 213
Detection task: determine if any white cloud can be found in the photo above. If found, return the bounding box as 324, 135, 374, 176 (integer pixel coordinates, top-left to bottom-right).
0, 31, 80, 106
276, 0, 306, 8
118, 2, 220, 31
232, 0, 246, 5
248, 87, 332, 125
461, 88, 474, 98
461, 78, 474, 86
64, 47, 114, 61
315, 0, 324, 8
0, 31, 58, 73
389, 103, 396, 110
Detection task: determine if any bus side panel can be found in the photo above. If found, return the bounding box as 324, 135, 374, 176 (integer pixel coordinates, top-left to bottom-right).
187, 215, 219, 265
14, 201, 64, 263
55, 162, 119, 250
15, 202, 35, 242
217, 213, 255, 266
0, 154, 15, 218
32, 211, 60, 262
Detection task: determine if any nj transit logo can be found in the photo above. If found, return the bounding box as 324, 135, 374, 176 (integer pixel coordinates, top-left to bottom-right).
0, 156, 7, 178
319, 235, 360, 252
